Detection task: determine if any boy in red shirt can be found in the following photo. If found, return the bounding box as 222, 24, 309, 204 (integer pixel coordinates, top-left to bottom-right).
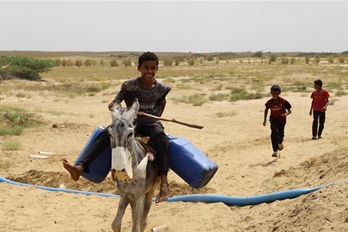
263, 85, 292, 157
309, 79, 330, 140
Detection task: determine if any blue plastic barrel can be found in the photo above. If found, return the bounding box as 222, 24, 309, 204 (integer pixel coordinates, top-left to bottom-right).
74, 126, 111, 183
168, 135, 218, 188
75, 127, 218, 188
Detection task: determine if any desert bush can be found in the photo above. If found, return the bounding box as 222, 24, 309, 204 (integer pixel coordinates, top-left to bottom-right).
110, 59, 119, 67
281, 57, 289, 64
173, 94, 207, 106
0, 56, 56, 80
230, 88, 248, 101
2, 139, 21, 151
292, 80, 307, 92
84, 59, 95, 66
61, 59, 74, 67
254, 51, 263, 58
336, 90, 347, 96
338, 57, 345, 63
0, 105, 45, 136
209, 93, 229, 101
314, 55, 320, 64
229, 88, 264, 101
174, 57, 181, 66
0, 126, 24, 136
122, 58, 132, 66
327, 81, 341, 89
187, 57, 196, 66
328, 56, 334, 64
305, 56, 310, 64
163, 57, 173, 66
86, 84, 101, 93
75, 59, 83, 67
269, 55, 277, 64
213, 84, 223, 91
290, 57, 296, 64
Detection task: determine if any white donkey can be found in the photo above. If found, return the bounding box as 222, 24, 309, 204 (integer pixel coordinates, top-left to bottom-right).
109, 98, 158, 232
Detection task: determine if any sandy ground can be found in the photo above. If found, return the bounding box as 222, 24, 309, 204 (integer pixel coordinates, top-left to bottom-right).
1, 79, 348, 232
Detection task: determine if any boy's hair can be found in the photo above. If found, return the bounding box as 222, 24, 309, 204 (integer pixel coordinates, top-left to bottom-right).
314, 79, 323, 87
270, 85, 281, 93
138, 52, 159, 67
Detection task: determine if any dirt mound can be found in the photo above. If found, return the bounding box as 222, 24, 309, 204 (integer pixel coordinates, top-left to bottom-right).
262, 147, 348, 193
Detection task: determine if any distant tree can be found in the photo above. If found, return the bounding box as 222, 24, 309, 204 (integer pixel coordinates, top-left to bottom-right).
254, 51, 263, 58
0, 56, 56, 80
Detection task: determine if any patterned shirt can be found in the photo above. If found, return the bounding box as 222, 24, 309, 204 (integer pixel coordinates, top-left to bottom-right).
265, 97, 292, 122
114, 77, 171, 116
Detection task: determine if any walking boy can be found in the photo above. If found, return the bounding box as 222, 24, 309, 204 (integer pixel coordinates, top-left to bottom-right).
63, 52, 171, 203
309, 79, 330, 140
263, 85, 292, 157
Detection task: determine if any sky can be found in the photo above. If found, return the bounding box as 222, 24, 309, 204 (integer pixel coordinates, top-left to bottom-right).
0, 1, 347, 53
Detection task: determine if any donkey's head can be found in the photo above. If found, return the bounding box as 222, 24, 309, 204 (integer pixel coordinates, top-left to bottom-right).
108, 98, 139, 181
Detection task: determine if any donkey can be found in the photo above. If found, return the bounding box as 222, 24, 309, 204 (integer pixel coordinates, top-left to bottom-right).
109, 98, 158, 232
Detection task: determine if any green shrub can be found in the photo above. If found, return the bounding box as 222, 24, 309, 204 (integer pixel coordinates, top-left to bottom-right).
0, 56, 56, 80
209, 93, 230, 101
2, 139, 21, 151
230, 88, 264, 102
336, 90, 347, 96
173, 94, 207, 106
0, 126, 24, 136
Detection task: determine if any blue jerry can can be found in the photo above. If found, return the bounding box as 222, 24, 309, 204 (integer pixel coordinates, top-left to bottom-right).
74, 126, 111, 183
75, 127, 218, 188
168, 135, 218, 188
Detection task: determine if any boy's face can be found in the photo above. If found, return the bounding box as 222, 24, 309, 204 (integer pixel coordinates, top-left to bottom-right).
271, 90, 280, 99
314, 83, 320, 89
138, 60, 158, 82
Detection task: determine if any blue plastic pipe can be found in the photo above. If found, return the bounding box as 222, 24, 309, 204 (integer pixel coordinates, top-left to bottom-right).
0, 175, 330, 206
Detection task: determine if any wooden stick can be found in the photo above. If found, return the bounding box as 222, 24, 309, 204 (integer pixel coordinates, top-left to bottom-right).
137, 112, 204, 129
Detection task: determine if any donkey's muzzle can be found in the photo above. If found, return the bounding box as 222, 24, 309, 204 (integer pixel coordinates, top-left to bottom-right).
111, 169, 131, 182
111, 147, 133, 180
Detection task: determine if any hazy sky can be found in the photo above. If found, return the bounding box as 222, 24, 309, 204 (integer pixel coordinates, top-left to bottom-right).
1, 1, 347, 53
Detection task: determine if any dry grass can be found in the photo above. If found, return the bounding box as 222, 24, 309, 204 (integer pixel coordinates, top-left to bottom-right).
1, 53, 347, 105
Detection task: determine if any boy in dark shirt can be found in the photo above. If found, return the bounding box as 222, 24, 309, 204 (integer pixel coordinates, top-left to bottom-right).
263, 85, 292, 157
63, 52, 171, 203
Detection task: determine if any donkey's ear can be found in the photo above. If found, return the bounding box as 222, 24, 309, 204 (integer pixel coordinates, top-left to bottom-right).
123, 98, 139, 122
111, 100, 122, 120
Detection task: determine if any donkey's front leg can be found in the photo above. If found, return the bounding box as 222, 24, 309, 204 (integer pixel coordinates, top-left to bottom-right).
131, 194, 146, 232
141, 188, 156, 232
111, 196, 129, 232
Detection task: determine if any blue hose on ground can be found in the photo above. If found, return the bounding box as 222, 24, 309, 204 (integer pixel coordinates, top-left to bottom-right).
0, 175, 333, 206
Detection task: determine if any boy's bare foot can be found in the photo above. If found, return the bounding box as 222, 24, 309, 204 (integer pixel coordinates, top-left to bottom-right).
156, 184, 169, 203
62, 159, 83, 181
155, 175, 169, 203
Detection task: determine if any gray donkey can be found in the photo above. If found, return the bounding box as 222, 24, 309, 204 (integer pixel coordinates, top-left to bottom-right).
109, 98, 158, 232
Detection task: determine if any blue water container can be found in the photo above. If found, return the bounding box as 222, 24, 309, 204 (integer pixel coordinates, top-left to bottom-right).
75, 127, 218, 188
74, 126, 111, 183
168, 135, 218, 189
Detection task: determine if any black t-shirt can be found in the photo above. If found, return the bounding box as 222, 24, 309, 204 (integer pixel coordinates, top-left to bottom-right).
114, 77, 171, 116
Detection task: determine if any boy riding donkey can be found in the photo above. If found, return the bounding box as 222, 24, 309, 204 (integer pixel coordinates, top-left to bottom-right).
63, 52, 171, 203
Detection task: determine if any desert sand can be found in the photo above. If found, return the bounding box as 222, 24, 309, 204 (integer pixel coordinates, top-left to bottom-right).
1, 74, 348, 232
